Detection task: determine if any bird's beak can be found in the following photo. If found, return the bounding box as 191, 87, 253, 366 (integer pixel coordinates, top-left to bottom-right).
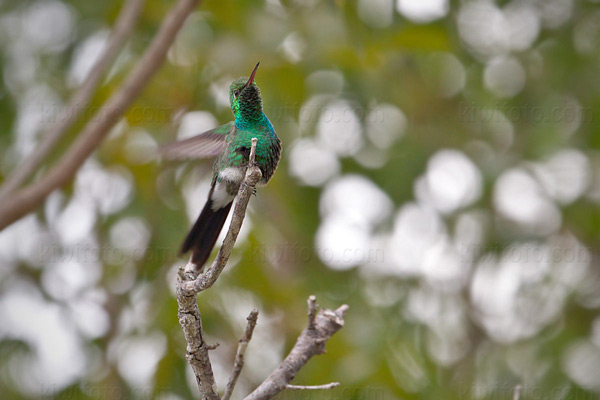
244, 62, 260, 89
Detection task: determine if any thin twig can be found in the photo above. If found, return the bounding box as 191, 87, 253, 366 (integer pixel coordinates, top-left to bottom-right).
285, 383, 340, 390
206, 342, 220, 350
0, 0, 146, 201
307, 295, 317, 330
243, 299, 349, 400
222, 309, 260, 400
0, 0, 200, 231
513, 385, 521, 400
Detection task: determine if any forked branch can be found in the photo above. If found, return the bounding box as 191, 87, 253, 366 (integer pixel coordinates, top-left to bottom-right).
176, 138, 262, 399
243, 300, 348, 400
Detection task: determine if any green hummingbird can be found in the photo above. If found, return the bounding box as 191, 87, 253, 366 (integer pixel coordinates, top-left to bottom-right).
161, 63, 281, 267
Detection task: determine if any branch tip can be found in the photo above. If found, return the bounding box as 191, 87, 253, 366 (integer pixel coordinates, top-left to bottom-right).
206, 342, 220, 350
307, 295, 318, 329
250, 137, 258, 163
248, 308, 259, 322
336, 304, 349, 317
222, 308, 260, 400
513, 385, 521, 400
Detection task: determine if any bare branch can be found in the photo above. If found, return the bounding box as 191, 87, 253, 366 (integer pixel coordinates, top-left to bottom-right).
222, 309, 260, 400
177, 138, 260, 398
243, 299, 349, 400
0, 0, 145, 200
0, 0, 200, 231
285, 383, 340, 391
176, 272, 220, 400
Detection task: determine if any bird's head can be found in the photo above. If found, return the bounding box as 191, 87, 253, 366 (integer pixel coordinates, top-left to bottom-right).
229, 62, 263, 123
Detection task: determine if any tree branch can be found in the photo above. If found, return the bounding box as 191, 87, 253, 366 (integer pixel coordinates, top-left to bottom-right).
176, 138, 260, 399
0, 0, 146, 201
222, 309, 259, 400
0, 0, 200, 231
243, 300, 348, 400
177, 275, 220, 400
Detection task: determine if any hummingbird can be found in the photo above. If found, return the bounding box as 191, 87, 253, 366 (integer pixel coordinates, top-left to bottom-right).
161, 63, 281, 268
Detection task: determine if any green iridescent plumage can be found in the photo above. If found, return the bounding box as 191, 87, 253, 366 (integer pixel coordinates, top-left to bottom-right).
214, 76, 280, 191
161, 63, 281, 267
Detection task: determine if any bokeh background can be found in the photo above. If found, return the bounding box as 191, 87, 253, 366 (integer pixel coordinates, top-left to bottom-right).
1, 0, 600, 399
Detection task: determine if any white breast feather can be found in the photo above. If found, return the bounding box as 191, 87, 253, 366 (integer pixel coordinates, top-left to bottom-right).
219, 167, 244, 183
211, 181, 234, 211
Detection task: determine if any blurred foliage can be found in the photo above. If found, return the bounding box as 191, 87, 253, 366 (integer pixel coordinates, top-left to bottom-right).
1, 0, 600, 399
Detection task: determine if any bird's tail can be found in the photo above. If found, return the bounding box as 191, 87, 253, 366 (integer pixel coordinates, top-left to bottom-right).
181, 198, 233, 268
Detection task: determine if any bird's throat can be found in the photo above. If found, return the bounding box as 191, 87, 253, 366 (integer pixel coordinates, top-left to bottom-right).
234, 111, 269, 131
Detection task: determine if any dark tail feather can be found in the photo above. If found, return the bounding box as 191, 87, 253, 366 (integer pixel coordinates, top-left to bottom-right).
181, 199, 233, 267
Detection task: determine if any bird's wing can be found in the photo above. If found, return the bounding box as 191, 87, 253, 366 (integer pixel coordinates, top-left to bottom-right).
159, 121, 234, 161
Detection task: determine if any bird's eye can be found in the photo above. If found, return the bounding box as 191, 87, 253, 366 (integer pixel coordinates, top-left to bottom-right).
233, 90, 240, 97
